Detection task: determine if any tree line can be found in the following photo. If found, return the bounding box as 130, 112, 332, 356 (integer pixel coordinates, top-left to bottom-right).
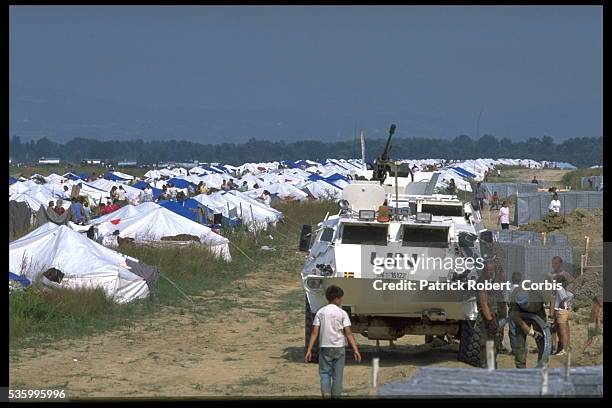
9, 134, 602, 168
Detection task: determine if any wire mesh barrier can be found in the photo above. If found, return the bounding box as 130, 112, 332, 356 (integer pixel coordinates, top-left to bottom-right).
492, 242, 574, 282
513, 192, 603, 225
490, 229, 569, 246
481, 182, 539, 200
580, 176, 603, 190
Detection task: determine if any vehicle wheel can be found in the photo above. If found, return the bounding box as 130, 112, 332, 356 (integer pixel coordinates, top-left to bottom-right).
305, 296, 319, 363
457, 320, 484, 367
425, 335, 435, 344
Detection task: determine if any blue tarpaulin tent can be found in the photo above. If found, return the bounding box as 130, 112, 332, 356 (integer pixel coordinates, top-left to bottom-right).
451, 166, 477, 179
105, 172, 130, 182
168, 178, 195, 189
9, 176, 17, 185
78, 172, 90, 181
9, 272, 31, 287
281, 160, 297, 168
132, 181, 150, 190
63, 172, 82, 181
203, 166, 224, 174
158, 199, 202, 222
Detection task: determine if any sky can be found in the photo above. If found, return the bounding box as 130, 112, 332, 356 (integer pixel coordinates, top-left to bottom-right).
9, 6, 603, 143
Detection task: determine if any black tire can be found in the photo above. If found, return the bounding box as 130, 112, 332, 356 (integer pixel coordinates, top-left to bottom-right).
305, 296, 319, 363
457, 320, 484, 367
425, 335, 435, 344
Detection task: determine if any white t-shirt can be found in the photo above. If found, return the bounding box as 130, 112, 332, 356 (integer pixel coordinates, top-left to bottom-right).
117, 189, 126, 201
549, 199, 561, 213
263, 194, 271, 206
499, 207, 510, 224
313, 304, 351, 347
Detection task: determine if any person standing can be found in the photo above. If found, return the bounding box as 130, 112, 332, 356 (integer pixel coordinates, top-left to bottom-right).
582, 295, 603, 354
69, 197, 86, 224
548, 193, 561, 214
531, 175, 539, 184
448, 179, 457, 195
498, 201, 510, 230
475, 182, 485, 210
477, 261, 501, 368
549, 275, 573, 356
305, 285, 362, 398
490, 191, 500, 210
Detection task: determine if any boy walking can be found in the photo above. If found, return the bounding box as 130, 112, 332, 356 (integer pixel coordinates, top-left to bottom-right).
305, 285, 362, 398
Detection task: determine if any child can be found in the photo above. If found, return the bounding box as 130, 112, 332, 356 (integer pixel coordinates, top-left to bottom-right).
582, 295, 603, 355
498, 201, 510, 230
490, 191, 500, 210
305, 285, 361, 398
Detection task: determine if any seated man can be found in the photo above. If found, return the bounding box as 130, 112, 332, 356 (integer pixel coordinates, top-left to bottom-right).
53, 199, 66, 215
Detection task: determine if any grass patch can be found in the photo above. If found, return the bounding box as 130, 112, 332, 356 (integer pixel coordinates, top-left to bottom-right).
9, 165, 151, 179
9, 286, 151, 349
274, 289, 305, 312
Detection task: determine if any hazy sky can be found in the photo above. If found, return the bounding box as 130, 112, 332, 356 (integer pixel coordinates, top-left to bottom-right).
9, 6, 602, 143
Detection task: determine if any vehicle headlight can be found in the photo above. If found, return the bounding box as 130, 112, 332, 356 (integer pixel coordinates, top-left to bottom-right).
306, 278, 323, 289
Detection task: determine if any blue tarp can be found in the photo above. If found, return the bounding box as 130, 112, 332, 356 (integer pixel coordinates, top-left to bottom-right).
307, 173, 343, 189
325, 172, 349, 182
132, 181, 150, 190
78, 172, 90, 180
451, 166, 477, 179
295, 160, 311, 168
203, 166, 224, 174
158, 199, 202, 222
9, 272, 31, 287
281, 160, 297, 168
9, 176, 17, 185
105, 172, 130, 182
168, 178, 195, 189
63, 172, 82, 181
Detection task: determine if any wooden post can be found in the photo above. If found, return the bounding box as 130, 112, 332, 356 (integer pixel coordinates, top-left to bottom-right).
541, 363, 549, 396
372, 357, 380, 389
580, 255, 586, 276
542, 232, 547, 246
486, 340, 495, 372
584, 236, 590, 267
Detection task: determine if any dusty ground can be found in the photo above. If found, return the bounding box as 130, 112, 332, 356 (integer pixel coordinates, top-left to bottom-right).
9, 246, 603, 399
489, 168, 572, 189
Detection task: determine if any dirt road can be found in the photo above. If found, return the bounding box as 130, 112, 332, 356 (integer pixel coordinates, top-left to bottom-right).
9, 249, 602, 398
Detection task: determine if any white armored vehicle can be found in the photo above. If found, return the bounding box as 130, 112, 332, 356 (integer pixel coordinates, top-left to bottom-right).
300, 125, 493, 366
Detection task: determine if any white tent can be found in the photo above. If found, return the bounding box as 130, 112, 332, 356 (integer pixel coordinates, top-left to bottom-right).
246, 183, 308, 201
9, 223, 150, 303
94, 203, 232, 261
89, 179, 143, 203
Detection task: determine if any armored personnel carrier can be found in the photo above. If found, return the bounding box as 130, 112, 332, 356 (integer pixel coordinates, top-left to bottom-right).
300, 124, 493, 367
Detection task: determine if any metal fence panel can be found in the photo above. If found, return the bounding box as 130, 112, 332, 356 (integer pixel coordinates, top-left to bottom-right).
514, 192, 603, 225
